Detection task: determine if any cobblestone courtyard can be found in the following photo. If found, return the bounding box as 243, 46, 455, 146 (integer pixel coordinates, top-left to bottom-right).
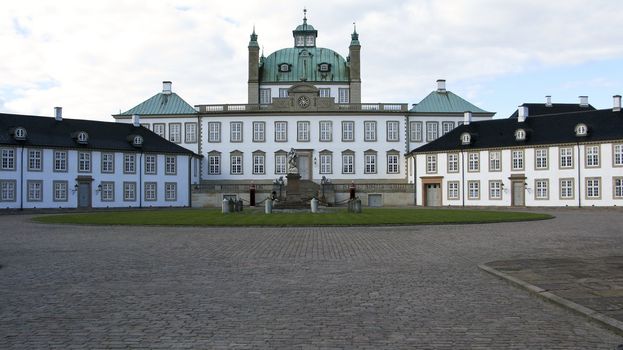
1, 209, 623, 349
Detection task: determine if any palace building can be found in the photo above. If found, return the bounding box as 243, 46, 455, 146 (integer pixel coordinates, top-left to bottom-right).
114, 11, 493, 207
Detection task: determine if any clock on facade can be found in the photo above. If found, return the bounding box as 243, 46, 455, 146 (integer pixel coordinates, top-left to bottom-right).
297, 95, 310, 108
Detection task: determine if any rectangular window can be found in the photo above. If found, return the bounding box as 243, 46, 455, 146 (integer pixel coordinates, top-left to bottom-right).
54, 150, 68, 172
512, 150, 524, 170
559, 147, 573, 168
230, 122, 243, 142
535, 148, 548, 170
253, 153, 265, 175
320, 153, 332, 174
230, 154, 243, 175
489, 151, 501, 172
426, 154, 437, 174
0, 180, 16, 202
342, 153, 354, 174
141, 123, 150, 129
614, 144, 623, 167
253, 121, 265, 142
123, 182, 136, 201
614, 177, 623, 199
535, 179, 549, 200
468, 181, 480, 200
165, 156, 176, 175
169, 123, 181, 143
468, 152, 479, 172
1, 148, 15, 170
153, 123, 165, 138
275, 154, 287, 174
447, 153, 459, 173
144, 154, 157, 175
442, 121, 455, 136
342, 121, 354, 142
124, 154, 136, 174
489, 181, 502, 200
165, 182, 177, 201
275, 121, 288, 142
386, 121, 399, 142
208, 154, 220, 175
586, 177, 600, 199
53, 181, 68, 202
101, 153, 115, 173
27, 180, 43, 202
297, 121, 310, 142
28, 149, 42, 171
185, 123, 198, 143
410, 121, 423, 142
319, 121, 332, 142
387, 154, 399, 174
364, 153, 377, 174
260, 88, 271, 104
338, 88, 349, 103
278, 88, 289, 98
364, 121, 377, 141
101, 182, 114, 202
208, 122, 221, 143
426, 122, 439, 142
144, 182, 157, 201
447, 181, 460, 200
586, 145, 600, 167
560, 178, 574, 199
78, 152, 91, 173
319, 88, 331, 98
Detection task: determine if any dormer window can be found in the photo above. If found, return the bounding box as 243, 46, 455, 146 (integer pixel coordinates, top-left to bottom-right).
76, 131, 89, 144
279, 63, 291, 72
132, 135, 143, 147
515, 128, 526, 141
296, 36, 304, 46
13, 127, 27, 141
305, 36, 315, 46
318, 63, 331, 72
575, 123, 588, 137
460, 132, 471, 145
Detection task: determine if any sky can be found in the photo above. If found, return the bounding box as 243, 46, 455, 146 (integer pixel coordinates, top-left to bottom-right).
2, 0, 622, 121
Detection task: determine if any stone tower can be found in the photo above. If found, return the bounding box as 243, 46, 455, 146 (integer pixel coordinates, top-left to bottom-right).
348, 25, 361, 104
247, 28, 260, 104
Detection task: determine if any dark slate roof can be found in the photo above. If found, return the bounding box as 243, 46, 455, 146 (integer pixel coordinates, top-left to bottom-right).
0, 113, 196, 155
410, 108, 623, 153
116, 92, 197, 116
508, 103, 595, 118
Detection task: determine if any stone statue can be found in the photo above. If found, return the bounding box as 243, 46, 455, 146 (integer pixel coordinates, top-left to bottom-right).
287, 148, 298, 173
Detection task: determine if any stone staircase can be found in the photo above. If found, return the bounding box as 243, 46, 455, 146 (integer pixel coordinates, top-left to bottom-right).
274, 180, 320, 209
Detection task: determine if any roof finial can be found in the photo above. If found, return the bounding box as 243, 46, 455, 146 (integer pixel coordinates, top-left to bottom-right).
303, 7, 307, 24
353, 21, 357, 34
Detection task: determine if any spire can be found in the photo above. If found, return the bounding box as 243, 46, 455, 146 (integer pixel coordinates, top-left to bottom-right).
350, 22, 360, 46
303, 8, 307, 25
249, 25, 259, 48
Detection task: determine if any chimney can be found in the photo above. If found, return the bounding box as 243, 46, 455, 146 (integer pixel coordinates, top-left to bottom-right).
54, 107, 62, 122
579, 95, 589, 107
545, 95, 552, 107
463, 111, 472, 125
132, 114, 140, 127
614, 95, 622, 112
518, 106, 528, 123
162, 81, 172, 95
437, 79, 446, 93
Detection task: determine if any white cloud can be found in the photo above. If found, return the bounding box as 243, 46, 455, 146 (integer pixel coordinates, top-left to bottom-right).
1, 0, 622, 120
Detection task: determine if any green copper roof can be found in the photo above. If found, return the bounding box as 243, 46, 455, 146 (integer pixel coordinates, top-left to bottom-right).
118, 92, 196, 116
260, 47, 349, 83
410, 90, 491, 113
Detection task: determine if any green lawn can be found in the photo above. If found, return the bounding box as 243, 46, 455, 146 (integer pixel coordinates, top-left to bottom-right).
34, 208, 552, 227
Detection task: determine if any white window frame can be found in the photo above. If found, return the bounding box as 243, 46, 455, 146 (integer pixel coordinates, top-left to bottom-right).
0, 180, 16, 202
260, 88, 271, 104
468, 180, 480, 200
535, 179, 549, 200
410, 121, 423, 142
208, 153, 221, 175
364, 121, 377, 142
338, 88, 349, 103
387, 153, 399, 174
123, 182, 137, 201
278, 88, 289, 98
586, 177, 601, 199
297, 121, 310, 142
230, 153, 243, 175
342, 153, 354, 174
274, 121, 288, 142
28, 149, 43, 171
54, 150, 68, 172
101, 152, 115, 174
364, 152, 377, 174
252, 153, 265, 175
426, 154, 437, 174
101, 182, 114, 202
489, 151, 501, 172
169, 123, 181, 143
426, 122, 439, 142
447, 153, 459, 173
342, 121, 354, 142
165, 156, 177, 175
319, 152, 332, 174
535, 148, 548, 170
559, 147, 574, 169
124, 154, 136, 174
78, 151, 91, 173
144, 182, 157, 201
319, 88, 331, 98
560, 178, 574, 200
585, 145, 600, 168
53, 181, 68, 202
614, 144, 623, 167
144, 154, 157, 175
614, 177, 623, 199
27, 180, 43, 202
253, 122, 265, 142
165, 182, 177, 201
512, 150, 524, 171
230, 122, 243, 143
468, 152, 479, 172
208, 122, 221, 143
319, 121, 332, 142
275, 153, 287, 175
442, 121, 455, 136
153, 123, 165, 138
387, 121, 399, 142
185, 122, 198, 143
489, 180, 502, 200
447, 181, 460, 200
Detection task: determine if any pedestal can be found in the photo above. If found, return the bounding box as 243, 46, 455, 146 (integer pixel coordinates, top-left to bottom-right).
285, 173, 302, 203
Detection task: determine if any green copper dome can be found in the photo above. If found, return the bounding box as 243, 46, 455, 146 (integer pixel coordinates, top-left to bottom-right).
260, 47, 350, 83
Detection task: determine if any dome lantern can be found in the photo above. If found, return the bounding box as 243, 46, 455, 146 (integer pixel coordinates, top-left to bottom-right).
293, 8, 318, 48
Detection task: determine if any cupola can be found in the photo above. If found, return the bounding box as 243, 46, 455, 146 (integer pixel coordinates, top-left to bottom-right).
293, 9, 318, 48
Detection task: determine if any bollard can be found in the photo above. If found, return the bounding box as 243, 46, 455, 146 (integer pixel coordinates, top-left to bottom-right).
310, 198, 318, 213
228, 199, 235, 213
236, 199, 243, 212
222, 198, 230, 213
354, 198, 362, 213
265, 199, 273, 214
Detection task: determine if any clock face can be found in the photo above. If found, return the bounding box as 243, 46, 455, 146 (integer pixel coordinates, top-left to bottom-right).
297, 95, 310, 108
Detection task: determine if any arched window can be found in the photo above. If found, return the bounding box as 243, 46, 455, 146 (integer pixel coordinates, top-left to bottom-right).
460, 132, 471, 145
13, 127, 27, 140
77, 131, 89, 144
514, 128, 526, 141
575, 123, 588, 137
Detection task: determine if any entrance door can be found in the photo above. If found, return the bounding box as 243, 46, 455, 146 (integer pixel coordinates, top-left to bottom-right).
77, 182, 91, 208
512, 181, 525, 206
298, 155, 311, 180
425, 184, 441, 206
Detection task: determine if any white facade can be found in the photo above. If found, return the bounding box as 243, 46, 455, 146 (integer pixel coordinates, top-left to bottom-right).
131, 116, 200, 155
411, 141, 623, 207
0, 146, 198, 209
259, 84, 351, 103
